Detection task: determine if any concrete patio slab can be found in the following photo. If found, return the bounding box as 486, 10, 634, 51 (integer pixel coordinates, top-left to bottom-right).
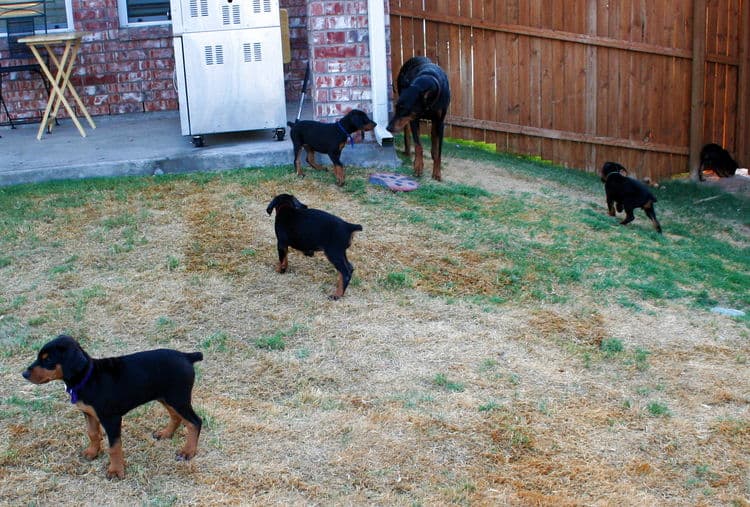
0, 109, 398, 187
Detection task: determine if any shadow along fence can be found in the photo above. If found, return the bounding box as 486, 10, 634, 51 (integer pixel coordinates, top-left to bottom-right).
390, 0, 750, 181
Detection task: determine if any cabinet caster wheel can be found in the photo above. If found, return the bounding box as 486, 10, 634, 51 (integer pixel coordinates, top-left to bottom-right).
192, 135, 204, 147
274, 128, 286, 141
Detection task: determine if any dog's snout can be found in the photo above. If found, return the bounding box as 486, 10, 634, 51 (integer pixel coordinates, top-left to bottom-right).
22, 369, 30, 380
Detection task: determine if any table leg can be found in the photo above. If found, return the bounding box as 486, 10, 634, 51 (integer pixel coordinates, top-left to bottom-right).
30, 42, 86, 139
60, 40, 96, 130
44, 42, 87, 138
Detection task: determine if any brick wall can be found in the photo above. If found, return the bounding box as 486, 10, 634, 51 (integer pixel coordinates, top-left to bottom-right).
306, 0, 372, 122
0, 0, 379, 124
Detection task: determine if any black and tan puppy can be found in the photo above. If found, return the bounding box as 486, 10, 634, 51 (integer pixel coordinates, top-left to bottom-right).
288, 109, 377, 186
22, 335, 202, 479
387, 56, 451, 181
266, 193, 362, 299
600, 162, 662, 233
699, 143, 738, 179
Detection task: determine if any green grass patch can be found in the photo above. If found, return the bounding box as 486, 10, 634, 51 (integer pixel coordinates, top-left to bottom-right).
600, 338, 624, 358
201, 331, 230, 352
254, 325, 302, 351
0, 395, 57, 418
646, 401, 671, 417
432, 373, 465, 392
381, 271, 415, 289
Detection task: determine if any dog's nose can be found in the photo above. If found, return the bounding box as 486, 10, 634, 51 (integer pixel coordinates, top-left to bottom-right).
22, 370, 30, 380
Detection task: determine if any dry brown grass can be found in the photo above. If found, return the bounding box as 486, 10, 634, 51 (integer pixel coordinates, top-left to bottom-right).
1, 158, 748, 506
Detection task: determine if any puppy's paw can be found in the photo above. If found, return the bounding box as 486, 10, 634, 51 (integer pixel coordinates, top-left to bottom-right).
328, 294, 341, 301
152, 429, 173, 440
106, 466, 125, 479
82, 446, 100, 460
176, 450, 196, 461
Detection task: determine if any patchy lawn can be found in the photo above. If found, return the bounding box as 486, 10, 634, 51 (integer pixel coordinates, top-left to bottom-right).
1, 147, 748, 506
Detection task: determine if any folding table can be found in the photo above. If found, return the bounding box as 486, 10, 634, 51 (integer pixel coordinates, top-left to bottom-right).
17, 31, 96, 139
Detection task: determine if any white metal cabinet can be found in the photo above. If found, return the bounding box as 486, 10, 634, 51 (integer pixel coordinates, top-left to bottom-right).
172, 0, 278, 34
170, 0, 285, 143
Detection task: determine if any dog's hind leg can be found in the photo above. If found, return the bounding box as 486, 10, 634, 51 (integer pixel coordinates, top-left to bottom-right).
620, 209, 636, 226
305, 146, 326, 171
164, 402, 201, 460
430, 119, 445, 181
153, 400, 183, 440
277, 245, 289, 273
643, 201, 662, 233
326, 252, 354, 299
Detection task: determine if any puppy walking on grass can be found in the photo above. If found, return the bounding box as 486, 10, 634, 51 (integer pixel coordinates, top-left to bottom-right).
600, 162, 662, 234
288, 109, 377, 186
267, 193, 362, 299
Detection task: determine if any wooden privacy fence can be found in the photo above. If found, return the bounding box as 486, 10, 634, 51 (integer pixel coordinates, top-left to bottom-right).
389, 0, 750, 181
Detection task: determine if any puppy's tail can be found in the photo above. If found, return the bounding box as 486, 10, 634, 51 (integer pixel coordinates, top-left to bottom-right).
287, 121, 297, 128
185, 352, 203, 363
350, 223, 363, 233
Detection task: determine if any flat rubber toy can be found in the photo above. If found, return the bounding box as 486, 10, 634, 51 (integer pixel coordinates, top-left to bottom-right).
368, 172, 419, 192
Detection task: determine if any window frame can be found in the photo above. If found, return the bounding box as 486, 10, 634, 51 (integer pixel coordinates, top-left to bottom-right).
0, 0, 74, 35
117, 0, 172, 28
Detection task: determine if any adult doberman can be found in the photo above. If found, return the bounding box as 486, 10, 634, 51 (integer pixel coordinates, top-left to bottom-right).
387, 56, 451, 181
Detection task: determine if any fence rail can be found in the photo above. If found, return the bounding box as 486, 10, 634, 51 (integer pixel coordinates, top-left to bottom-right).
390, 0, 749, 181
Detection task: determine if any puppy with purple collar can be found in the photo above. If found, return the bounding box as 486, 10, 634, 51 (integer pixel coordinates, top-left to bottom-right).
23, 334, 203, 479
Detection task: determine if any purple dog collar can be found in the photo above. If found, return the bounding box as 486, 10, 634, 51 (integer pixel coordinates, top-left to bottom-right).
337, 121, 355, 147
66, 360, 93, 404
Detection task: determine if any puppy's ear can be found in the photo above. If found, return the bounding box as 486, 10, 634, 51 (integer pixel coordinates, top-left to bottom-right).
352, 115, 364, 130
266, 196, 279, 215
292, 196, 308, 209
61, 340, 90, 376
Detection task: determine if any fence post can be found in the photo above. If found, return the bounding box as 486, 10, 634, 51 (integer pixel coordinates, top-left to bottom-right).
688, 0, 707, 181
737, 0, 750, 167
585, 0, 598, 173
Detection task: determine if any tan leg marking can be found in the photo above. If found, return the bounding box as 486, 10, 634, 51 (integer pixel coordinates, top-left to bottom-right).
83, 412, 102, 459
414, 144, 424, 177
153, 402, 182, 440
107, 441, 125, 479
178, 421, 200, 460
306, 149, 325, 170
